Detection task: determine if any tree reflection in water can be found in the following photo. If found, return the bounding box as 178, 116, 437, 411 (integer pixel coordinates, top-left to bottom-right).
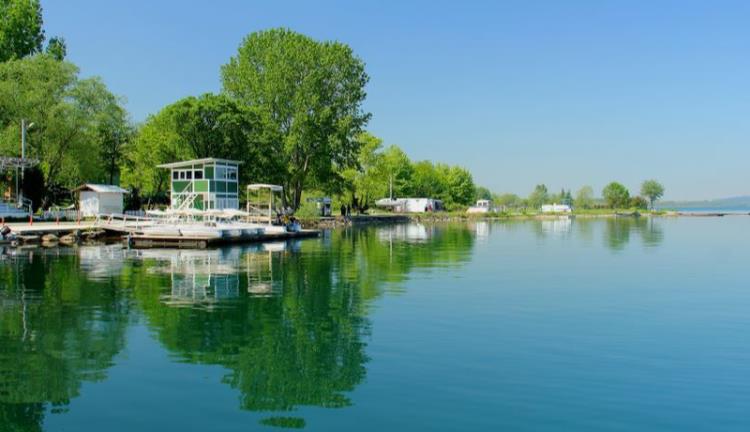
0, 224, 476, 429
0, 249, 131, 431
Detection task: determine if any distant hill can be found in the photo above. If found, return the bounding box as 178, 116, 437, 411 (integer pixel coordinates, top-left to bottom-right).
658, 196, 750, 210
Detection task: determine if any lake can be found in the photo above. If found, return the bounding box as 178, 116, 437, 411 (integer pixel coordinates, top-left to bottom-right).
1, 217, 749, 431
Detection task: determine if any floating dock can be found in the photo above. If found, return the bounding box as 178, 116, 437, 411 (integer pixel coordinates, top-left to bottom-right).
1, 221, 320, 249
128, 229, 320, 249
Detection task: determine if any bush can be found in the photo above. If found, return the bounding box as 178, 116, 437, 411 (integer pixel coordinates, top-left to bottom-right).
629, 196, 649, 210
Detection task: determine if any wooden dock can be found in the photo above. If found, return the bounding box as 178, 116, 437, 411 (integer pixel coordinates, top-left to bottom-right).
128, 229, 320, 249
2, 221, 319, 249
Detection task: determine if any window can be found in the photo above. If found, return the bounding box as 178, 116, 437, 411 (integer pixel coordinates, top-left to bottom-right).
186, 171, 192, 180
227, 168, 237, 180
172, 171, 179, 180
179, 171, 186, 180
194, 170, 203, 179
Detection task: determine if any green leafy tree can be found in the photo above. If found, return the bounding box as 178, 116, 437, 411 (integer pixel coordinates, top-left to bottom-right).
341, 132, 387, 211
602, 182, 630, 208
44, 36, 66, 60
0, 55, 129, 207
380, 145, 413, 198
0, 0, 44, 61
410, 160, 443, 198
629, 196, 649, 210
640, 179, 664, 209
121, 93, 271, 205
575, 185, 594, 209
0, 0, 66, 63
221, 28, 371, 209
442, 165, 475, 208
527, 184, 549, 209
493, 193, 523, 209
475, 186, 492, 201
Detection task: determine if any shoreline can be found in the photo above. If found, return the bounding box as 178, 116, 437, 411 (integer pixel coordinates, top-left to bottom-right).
302, 210, 749, 229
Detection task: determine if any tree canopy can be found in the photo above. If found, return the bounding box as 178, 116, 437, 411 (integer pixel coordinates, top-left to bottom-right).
0, 55, 129, 207
121, 93, 272, 206
640, 179, 665, 209
602, 182, 630, 208
221, 28, 371, 209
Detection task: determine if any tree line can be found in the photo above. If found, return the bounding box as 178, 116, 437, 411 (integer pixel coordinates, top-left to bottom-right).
487, 180, 665, 211
0, 4, 475, 212
0, 2, 661, 213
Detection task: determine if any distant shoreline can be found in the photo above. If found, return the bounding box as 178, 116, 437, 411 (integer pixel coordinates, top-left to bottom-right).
303, 210, 749, 228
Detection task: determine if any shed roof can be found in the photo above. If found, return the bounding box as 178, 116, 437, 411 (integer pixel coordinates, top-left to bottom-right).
247, 183, 283, 192
157, 158, 243, 169
73, 184, 129, 194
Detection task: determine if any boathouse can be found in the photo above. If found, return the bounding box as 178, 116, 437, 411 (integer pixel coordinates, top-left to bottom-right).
74, 184, 129, 217
158, 158, 241, 211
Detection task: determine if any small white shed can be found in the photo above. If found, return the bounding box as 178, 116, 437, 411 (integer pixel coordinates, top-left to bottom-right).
74, 184, 128, 217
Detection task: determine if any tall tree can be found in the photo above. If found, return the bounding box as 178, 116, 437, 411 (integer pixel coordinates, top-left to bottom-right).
0, 0, 44, 61
221, 28, 371, 209
341, 132, 386, 211
602, 182, 630, 208
575, 185, 594, 209
640, 179, 664, 209
0, 55, 129, 207
44, 36, 66, 60
527, 184, 549, 209
475, 186, 492, 201
380, 145, 413, 198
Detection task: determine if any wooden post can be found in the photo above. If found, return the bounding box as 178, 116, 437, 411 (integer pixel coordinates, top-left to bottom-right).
29, 213, 32, 226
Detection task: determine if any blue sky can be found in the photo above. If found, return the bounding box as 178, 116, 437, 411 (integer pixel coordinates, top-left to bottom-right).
42, 0, 750, 200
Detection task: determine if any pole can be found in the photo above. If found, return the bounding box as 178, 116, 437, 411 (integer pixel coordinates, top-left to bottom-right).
389, 174, 393, 200
20, 119, 26, 189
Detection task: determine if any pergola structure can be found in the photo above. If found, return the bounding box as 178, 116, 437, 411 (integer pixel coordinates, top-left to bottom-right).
246, 184, 284, 225
0, 157, 40, 207
0, 157, 39, 170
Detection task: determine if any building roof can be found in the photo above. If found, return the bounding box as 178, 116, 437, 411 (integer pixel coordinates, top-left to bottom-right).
73, 184, 129, 194
157, 158, 243, 169
247, 183, 283, 192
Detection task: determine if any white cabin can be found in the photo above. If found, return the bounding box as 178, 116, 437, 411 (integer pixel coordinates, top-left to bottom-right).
541, 203, 572, 213
74, 184, 128, 217
467, 199, 494, 214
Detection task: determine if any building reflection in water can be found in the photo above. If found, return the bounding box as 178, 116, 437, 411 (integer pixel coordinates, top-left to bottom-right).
134, 245, 290, 308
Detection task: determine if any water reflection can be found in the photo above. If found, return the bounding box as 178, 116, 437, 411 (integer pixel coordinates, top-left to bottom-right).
0, 219, 666, 429
0, 252, 131, 431
603, 217, 664, 251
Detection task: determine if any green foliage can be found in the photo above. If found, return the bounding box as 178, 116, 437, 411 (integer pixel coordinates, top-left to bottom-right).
574, 185, 594, 209
341, 132, 387, 210
0, 55, 130, 207
640, 179, 665, 209
44, 36, 65, 60
629, 195, 649, 209
221, 28, 371, 209
122, 93, 272, 204
380, 145, 413, 197
475, 186, 492, 201
493, 193, 524, 209
0, 0, 44, 61
527, 184, 549, 209
602, 182, 630, 208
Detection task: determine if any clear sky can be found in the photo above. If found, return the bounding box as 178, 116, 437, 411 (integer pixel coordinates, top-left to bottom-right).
42, 0, 750, 200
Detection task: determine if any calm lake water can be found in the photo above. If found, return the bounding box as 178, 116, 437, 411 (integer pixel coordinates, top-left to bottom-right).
1, 217, 749, 431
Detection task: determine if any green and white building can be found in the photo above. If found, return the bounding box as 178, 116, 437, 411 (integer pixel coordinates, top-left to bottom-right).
158, 158, 241, 211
